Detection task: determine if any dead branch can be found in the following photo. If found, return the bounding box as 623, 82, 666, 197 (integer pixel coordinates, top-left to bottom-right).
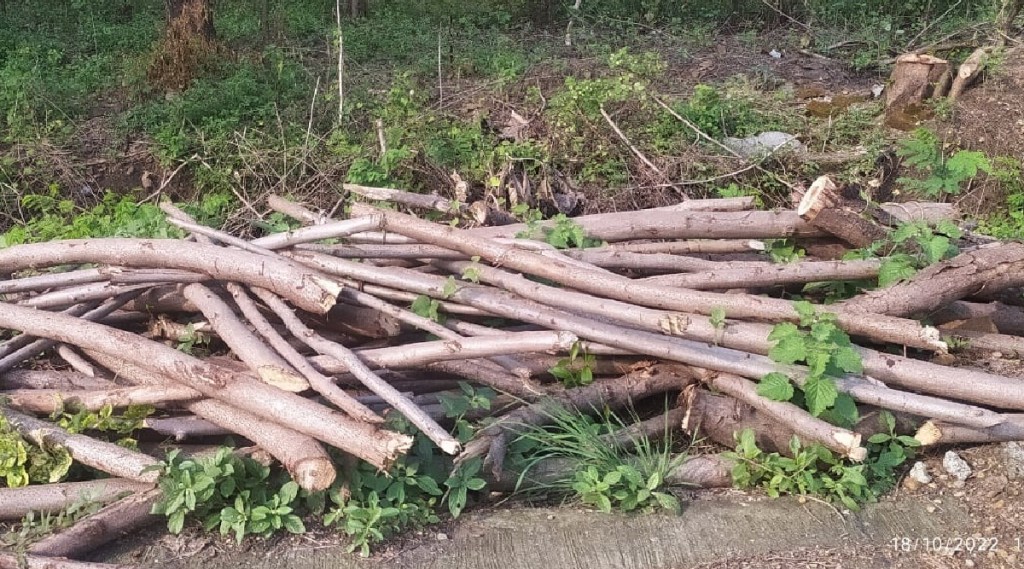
2, 384, 201, 414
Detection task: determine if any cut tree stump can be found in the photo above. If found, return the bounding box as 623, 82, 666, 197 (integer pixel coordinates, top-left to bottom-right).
885, 54, 951, 129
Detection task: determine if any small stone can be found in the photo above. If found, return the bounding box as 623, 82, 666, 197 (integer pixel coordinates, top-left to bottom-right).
926, 506, 937, 513
436, 533, 448, 541
909, 461, 932, 484
1002, 441, 1024, 480
965, 559, 975, 567
953, 490, 966, 497
943, 451, 972, 483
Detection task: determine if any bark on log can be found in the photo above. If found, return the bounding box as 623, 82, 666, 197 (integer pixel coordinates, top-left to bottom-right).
915, 415, 1024, 446
875, 201, 960, 225
0, 408, 160, 483
1, 369, 114, 391
606, 240, 766, 254
0, 479, 152, 520
26, 487, 163, 559
682, 389, 796, 456
0, 239, 341, 315
642, 259, 881, 290
0, 303, 411, 470
2, 384, 201, 414
695, 369, 865, 460
842, 242, 1024, 317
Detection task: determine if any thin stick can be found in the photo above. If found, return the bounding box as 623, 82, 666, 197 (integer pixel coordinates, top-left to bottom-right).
335, 0, 344, 123
599, 105, 684, 197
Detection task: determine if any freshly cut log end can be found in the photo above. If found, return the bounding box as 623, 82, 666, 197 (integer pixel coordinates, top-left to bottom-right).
915, 421, 943, 446
293, 456, 338, 492
310, 275, 344, 310
439, 439, 463, 456
797, 175, 839, 221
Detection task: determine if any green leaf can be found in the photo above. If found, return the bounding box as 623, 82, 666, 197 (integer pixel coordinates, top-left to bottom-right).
652, 491, 681, 514
768, 334, 807, 365
832, 347, 863, 374
802, 376, 839, 416
878, 257, 917, 287
757, 372, 795, 401
278, 481, 299, 504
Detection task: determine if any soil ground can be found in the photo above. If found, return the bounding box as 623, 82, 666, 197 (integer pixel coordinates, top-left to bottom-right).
93, 442, 1024, 569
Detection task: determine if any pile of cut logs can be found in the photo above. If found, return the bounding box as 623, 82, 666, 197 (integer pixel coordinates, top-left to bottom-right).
2, 177, 1024, 568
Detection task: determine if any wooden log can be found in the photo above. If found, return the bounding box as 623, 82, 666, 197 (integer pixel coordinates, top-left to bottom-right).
642, 259, 881, 290
85, 351, 336, 491
0, 479, 152, 520
183, 283, 309, 392
0, 303, 411, 470
875, 201, 960, 225
346, 209, 945, 351
2, 384, 201, 414
694, 369, 865, 460
915, 415, 1024, 446
0, 239, 341, 315
929, 301, 1024, 336
0, 408, 160, 483
949, 47, 993, 100
797, 175, 888, 248
25, 487, 162, 559
345, 183, 467, 214
1, 369, 114, 391
267, 194, 327, 225
842, 242, 1024, 317
682, 389, 796, 456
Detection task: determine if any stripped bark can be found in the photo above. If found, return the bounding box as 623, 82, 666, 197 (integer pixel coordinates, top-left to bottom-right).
344, 183, 466, 214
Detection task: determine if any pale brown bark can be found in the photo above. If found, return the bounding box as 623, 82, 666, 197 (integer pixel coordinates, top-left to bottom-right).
0, 239, 341, 315
0, 479, 152, 520
0, 553, 137, 569
842, 242, 1024, 317
2, 384, 201, 414
0, 303, 410, 470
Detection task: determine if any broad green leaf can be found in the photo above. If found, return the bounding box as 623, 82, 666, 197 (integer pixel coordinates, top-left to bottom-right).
802, 376, 838, 416
757, 372, 794, 401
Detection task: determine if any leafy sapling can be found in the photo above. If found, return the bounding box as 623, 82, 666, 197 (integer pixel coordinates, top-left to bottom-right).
759, 301, 862, 423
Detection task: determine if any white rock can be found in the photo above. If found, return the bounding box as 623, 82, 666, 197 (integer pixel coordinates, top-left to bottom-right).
909, 461, 932, 484
943, 451, 972, 483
